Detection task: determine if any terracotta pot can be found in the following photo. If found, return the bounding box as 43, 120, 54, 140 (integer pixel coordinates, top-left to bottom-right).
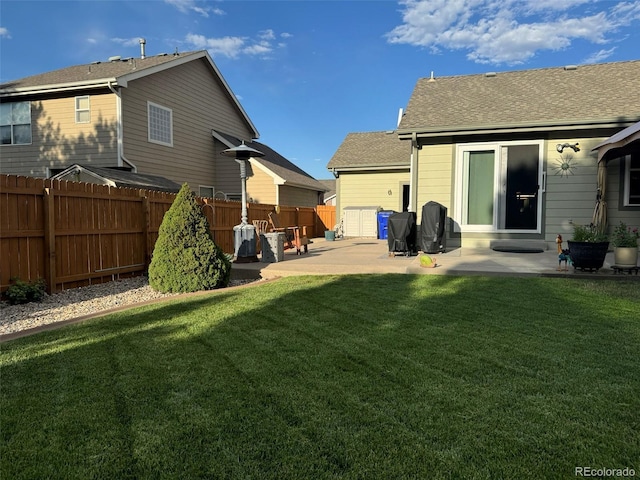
614, 247, 638, 268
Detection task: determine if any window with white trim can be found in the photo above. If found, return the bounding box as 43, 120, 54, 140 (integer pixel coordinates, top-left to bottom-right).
199, 186, 214, 198
623, 153, 639, 206
75, 96, 90, 123
0, 101, 32, 145
147, 101, 173, 146
455, 141, 543, 233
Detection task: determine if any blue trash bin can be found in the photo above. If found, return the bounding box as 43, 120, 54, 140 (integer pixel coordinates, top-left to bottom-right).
377, 211, 395, 240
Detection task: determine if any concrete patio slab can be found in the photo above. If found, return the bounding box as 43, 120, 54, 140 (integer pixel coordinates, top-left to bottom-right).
232, 237, 638, 280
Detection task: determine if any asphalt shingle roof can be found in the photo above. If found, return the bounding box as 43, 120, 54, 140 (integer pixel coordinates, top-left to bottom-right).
327, 131, 410, 169
55, 165, 182, 193
1, 51, 206, 91
215, 132, 326, 192
398, 60, 640, 133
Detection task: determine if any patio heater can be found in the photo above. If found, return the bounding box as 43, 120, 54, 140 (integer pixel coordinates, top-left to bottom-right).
221, 141, 265, 263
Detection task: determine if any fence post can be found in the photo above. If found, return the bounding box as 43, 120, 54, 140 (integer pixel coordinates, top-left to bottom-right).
43, 187, 56, 294
141, 194, 151, 269
314, 206, 320, 238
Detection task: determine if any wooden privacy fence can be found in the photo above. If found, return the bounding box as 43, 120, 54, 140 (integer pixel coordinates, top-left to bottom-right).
0, 174, 335, 294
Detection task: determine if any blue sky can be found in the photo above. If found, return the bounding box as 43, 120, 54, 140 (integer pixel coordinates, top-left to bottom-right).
1, 0, 639, 180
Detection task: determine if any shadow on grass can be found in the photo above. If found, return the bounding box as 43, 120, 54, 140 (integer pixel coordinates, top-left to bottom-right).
1, 275, 639, 479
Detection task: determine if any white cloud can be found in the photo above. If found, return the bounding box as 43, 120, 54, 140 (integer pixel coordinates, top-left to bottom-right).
186, 33, 246, 58
111, 37, 147, 47
186, 28, 288, 59
259, 29, 276, 41
583, 47, 617, 64
164, 0, 225, 17
386, 0, 640, 65
0, 27, 11, 39
243, 41, 273, 56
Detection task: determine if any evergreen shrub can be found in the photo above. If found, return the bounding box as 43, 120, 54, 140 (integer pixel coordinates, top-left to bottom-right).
149, 184, 231, 293
6, 278, 47, 305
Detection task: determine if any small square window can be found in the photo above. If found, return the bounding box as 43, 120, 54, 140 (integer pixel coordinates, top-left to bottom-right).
199, 186, 214, 198
75, 96, 90, 123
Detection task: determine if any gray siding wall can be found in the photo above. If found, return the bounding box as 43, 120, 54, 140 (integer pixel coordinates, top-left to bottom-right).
121, 58, 255, 192
544, 137, 600, 245
213, 140, 242, 198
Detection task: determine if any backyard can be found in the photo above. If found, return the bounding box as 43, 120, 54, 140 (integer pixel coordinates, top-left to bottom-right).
1, 274, 639, 479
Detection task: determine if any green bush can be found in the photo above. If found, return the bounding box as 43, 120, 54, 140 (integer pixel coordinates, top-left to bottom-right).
6, 278, 47, 305
572, 223, 609, 243
148, 184, 231, 293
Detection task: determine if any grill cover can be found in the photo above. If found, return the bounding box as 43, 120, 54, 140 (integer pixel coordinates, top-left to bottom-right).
420, 201, 447, 253
387, 212, 417, 255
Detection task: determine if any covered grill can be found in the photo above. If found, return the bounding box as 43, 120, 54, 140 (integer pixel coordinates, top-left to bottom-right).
387, 212, 417, 256
420, 201, 447, 254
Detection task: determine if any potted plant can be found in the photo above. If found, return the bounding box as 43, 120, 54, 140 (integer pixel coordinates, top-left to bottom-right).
611, 221, 639, 267
567, 223, 609, 271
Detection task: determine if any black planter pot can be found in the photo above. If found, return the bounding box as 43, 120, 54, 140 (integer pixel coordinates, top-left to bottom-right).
567, 241, 609, 271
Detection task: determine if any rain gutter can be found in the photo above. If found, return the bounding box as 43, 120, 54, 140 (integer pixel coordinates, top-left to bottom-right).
397, 117, 640, 140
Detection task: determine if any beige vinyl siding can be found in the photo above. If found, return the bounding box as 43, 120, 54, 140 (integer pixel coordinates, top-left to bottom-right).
338, 170, 409, 219
120, 58, 255, 191
246, 167, 276, 205
0, 92, 118, 177
415, 144, 454, 211
279, 185, 319, 208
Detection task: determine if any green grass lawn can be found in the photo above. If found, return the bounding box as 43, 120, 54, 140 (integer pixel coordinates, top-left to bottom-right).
1, 275, 639, 479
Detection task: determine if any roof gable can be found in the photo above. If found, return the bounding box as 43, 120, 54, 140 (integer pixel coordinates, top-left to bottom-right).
399, 60, 640, 135
213, 131, 326, 192
327, 131, 410, 170
1, 51, 202, 94
1, 50, 258, 138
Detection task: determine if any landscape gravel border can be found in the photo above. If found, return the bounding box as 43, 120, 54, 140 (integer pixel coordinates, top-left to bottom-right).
0, 276, 266, 342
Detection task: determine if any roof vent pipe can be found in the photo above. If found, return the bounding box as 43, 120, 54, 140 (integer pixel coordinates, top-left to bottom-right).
139, 38, 146, 59
428, 71, 435, 82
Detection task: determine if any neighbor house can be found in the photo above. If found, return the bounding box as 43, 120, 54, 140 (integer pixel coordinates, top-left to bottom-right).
319, 179, 336, 206
212, 132, 327, 207
330, 60, 640, 248
328, 130, 411, 214
0, 48, 261, 198
51, 163, 181, 193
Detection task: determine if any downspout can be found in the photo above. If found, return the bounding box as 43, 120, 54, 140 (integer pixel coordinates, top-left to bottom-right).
108, 81, 137, 172
331, 168, 340, 220
269, 160, 280, 206
409, 132, 419, 212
